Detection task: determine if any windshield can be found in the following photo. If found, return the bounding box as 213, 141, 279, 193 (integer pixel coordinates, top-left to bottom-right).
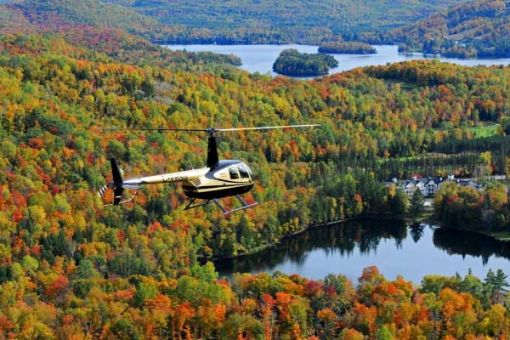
238, 164, 252, 179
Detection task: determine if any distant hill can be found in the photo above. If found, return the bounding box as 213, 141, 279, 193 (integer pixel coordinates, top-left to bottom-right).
5, 0, 179, 41
7, 0, 510, 57
0, 1, 242, 69
101, 0, 465, 44
384, 0, 510, 57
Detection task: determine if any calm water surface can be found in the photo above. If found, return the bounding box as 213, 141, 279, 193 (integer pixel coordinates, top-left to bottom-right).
164, 44, 510, 76
214, 221, 510, 282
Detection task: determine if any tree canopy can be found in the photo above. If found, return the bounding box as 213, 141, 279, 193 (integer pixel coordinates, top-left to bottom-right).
0, 10, 509, 335
273, 49, 339, 77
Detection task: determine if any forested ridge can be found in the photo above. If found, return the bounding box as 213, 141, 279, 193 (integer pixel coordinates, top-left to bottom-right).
5, 0, 510, 58
0, 1, 242, 70
0, 26, 510, 336
1, 0, 464, 44
101, 0, 464, 44
384, 0, 510, 57
5, 0, 510, 57
3, 0, 175, 42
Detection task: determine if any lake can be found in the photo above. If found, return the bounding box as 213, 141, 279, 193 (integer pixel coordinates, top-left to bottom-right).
214, 221, 510, 283
164, 44, 510, 76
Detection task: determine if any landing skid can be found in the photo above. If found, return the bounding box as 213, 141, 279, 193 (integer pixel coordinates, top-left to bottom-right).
184, 195, 258, 215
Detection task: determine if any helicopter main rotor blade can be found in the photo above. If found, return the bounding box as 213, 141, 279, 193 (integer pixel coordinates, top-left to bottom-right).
103, 124, 320, 133
103, 127, 209, 132
217, 124, 320, 132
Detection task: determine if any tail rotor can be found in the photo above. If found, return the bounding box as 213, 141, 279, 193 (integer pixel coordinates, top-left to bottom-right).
98, 184, 108, 198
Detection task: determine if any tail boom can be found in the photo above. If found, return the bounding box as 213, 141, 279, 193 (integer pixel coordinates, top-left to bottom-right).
99, 159, 207, 206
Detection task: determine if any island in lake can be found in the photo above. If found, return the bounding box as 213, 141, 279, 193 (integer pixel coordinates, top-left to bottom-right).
318, 41, 376, 54
272, 48, 338, 77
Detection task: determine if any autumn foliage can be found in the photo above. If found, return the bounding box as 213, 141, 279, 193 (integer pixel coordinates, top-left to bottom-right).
0, 24, 509, 338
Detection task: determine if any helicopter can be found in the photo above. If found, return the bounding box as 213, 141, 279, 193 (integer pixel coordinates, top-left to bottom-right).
98, 124, 319, 214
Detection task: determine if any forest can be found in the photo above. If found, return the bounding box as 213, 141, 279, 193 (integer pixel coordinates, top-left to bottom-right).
318, 42, 376, 55
99, 0, 463, 44
272, 49, 338, 77
1, 0, 510, 335
2, 0, 463, 44
384, 0, 510, 58
0, 29, 509, 336
434, 180, 510, 235
4, 0, 510, 57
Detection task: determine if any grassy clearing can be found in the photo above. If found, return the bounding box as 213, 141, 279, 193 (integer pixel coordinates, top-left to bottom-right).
470, 124, 500, 138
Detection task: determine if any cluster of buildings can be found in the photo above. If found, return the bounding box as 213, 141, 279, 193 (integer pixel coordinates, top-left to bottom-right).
388, 175, 486, 198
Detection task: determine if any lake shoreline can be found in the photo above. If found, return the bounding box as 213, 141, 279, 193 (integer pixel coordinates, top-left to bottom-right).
209, 212, 510, 266
208, 219, 348, 263
410, 209, 510, 243
163, 44, 510, 77
209, 215, 411, 263
430, 219, 510, 243
162, 42, 510, 60
212, 214, 510, 282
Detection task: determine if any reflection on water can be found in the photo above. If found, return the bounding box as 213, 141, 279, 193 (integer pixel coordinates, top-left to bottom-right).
433, 227, 510, 265
215, 220, 510, 282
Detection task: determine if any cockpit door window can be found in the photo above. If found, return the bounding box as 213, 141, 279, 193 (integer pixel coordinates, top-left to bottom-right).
229, 167, 240, 180
238, 165, 251, 179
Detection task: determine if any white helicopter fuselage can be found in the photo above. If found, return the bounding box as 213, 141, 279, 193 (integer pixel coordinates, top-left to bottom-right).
101, 124, 318, 212
122, 160, 254, 200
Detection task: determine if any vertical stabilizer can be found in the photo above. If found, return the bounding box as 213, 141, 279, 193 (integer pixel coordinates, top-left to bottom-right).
110, 158, 123, 185
110, 158, 124, 205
